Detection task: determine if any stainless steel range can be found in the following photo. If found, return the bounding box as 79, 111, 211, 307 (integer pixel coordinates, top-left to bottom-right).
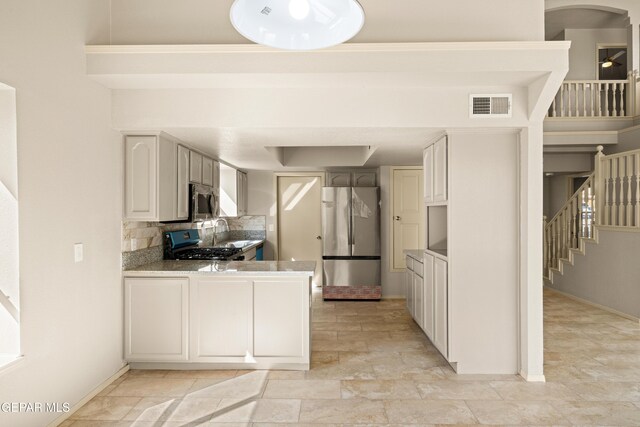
164, 229, 245, 261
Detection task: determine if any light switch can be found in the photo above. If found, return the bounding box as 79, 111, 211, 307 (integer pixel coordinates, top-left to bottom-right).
268, 224, 274, 232
74, 243, 84, 263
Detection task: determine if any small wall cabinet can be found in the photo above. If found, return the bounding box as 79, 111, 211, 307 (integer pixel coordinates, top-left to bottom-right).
124, 134, 188, 222
124, 278, 189, 362
326, 170, 377, 187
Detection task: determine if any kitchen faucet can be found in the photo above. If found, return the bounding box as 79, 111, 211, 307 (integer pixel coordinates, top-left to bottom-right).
211, 217, 229, 246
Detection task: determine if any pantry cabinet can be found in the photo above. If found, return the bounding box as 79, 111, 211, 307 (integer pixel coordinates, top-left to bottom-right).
124, 278, 189, 362
124, 134, 183, 222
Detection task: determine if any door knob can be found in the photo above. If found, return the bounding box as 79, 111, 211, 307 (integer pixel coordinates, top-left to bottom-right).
316, 236, 322, 240
394, 216, 401, 221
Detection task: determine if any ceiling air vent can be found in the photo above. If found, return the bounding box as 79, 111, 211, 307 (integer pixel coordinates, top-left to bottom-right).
470, 94, 512, 118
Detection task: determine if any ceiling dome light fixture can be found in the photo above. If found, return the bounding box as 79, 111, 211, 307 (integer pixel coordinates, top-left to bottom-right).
230, 0, 365, 51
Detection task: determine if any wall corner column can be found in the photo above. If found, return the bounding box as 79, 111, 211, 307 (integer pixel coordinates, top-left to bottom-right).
519, 124, 545, 382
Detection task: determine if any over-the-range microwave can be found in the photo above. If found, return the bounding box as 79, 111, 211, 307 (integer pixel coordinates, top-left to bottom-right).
190, 183, 220, 222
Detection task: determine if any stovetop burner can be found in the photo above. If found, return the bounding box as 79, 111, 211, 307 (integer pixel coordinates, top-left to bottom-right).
172, 247, 243, 261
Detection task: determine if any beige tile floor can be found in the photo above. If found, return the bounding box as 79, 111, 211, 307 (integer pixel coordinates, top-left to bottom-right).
64, 288, 640, 426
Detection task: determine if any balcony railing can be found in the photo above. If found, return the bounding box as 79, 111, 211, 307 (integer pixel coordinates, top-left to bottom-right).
548, 79, 632, 118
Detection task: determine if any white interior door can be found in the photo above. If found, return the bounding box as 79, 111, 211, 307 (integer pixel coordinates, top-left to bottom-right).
277, 175, 323, 286
392, 169, 424, 270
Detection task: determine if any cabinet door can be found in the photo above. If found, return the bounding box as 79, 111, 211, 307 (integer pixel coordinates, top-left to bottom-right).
213, 160, 220, 190
352, 172, 376, 187
326, 172, 351, 187
423, 145, 434, 203
202, 157, 214, 186
433, 258, 448, 358
189, 151, 203, 183
176, 145, 190, 220
190, 278, 253, 359
124, 278, 188, 361
125, 136, 157, 220
413, 271, 424, 329
433, 138, 447, 202
405, 268, 414, 316
423, 253, 435, 340
254, 278, 308, 357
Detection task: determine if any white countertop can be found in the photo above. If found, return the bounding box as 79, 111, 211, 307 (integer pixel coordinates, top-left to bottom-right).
124, 260, 316, 276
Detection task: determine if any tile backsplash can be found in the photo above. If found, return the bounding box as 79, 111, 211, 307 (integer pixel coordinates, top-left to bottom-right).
121, 216, 267, 269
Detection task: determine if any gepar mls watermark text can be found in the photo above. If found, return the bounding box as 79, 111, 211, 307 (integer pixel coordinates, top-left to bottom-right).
1, 402, 70, 413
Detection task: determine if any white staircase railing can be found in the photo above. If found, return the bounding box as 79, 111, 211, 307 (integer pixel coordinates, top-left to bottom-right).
544, 174, 595, 277
548, 79, 631, 118
544, 146, 640, 279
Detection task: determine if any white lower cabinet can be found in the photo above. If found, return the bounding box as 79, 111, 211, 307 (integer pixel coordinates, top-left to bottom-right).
190, 278, 253, 360
405, 255, 424, 329
405, 268, 414, 316
423, 253, 435, 340
407, 252, 448, 360
254, 279, 306, 357
125, 274, 311, 369
433, 257, 448, 358
124, 278, 189, 362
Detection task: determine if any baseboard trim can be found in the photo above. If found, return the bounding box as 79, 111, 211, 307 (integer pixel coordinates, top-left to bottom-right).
545, 286, 640, 323
48, 364, 130, 427
520, 371, 546, 382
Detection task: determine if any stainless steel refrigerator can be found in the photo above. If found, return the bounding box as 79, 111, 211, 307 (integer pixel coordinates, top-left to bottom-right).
321, 186, 381, 300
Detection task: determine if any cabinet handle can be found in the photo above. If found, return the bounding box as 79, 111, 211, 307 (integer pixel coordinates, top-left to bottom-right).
316, 236, 322, 240
394, 216, 401, 221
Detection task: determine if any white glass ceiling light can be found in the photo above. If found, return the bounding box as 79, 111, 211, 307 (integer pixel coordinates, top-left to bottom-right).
230, 0, 365, 50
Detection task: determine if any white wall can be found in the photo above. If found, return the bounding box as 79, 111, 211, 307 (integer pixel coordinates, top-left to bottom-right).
110, 0, 544, 45
379, 166, 407, 298
562, 28, 628, 80
0, 1, 124, 426
548, 229, 640, 318
247, 170, 277, 260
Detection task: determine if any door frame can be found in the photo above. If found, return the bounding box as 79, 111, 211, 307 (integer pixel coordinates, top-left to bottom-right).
273, 172, 325, 263
389, 166, 424, 273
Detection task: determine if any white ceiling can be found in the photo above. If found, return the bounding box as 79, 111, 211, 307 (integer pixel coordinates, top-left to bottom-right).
162, 127, 442, 170
545, 8, 628, 40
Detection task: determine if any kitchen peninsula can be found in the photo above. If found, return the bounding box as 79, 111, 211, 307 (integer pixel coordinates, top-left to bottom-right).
123, 260, 315, 371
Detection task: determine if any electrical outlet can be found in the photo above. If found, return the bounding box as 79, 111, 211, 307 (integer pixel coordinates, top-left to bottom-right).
74, 243, 84, 263
268, 224, 274, 232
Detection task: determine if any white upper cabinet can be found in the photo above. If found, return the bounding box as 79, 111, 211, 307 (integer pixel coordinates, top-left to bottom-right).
202, 157, 214, 186
189, 151, 203, 183
433, 138, 448, 202
124, 134, 179, 222
424, 137, 447, 203
423, 145, 434, 203
352, 171, 376, 187
176, 145, 190, 220
125, 136, 158, 221
213, 160, 220, 191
